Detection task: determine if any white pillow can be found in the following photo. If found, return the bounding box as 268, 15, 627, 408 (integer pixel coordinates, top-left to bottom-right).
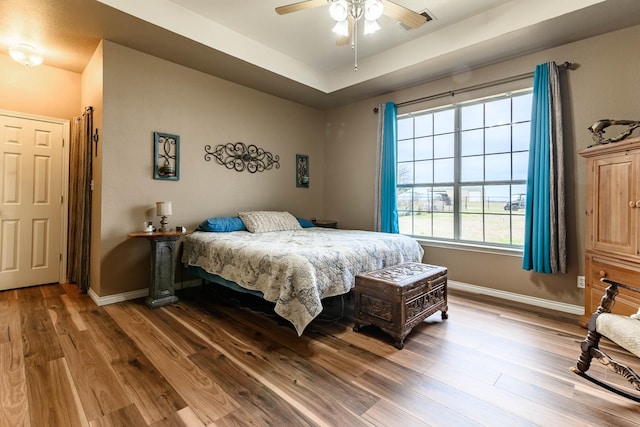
631, 307, 640, 320
239, 211, 302, 233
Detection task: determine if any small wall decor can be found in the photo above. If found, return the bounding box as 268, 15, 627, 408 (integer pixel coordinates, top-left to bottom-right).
154, 132, 179, 180
296, 154, 309, 188
204, 142, 280, 173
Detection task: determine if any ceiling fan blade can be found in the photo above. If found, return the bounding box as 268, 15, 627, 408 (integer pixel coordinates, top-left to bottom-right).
380, 0, 427, 29
276, 0, 327, 15
336, 16, 354, 46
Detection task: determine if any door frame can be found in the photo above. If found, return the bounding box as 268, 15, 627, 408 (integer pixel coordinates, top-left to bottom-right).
0, 109, 70, 285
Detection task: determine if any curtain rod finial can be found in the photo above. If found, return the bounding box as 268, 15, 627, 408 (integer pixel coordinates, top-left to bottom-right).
559, 61, 576, 70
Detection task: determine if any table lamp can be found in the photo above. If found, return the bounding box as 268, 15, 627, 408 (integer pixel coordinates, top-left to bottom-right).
156, 201, 172, 232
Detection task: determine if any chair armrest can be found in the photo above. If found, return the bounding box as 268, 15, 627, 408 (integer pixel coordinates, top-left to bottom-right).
601, 278, 640, 294
588, 279, 640, 332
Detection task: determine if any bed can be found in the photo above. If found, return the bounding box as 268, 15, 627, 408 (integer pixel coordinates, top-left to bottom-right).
181, 211, 424, 335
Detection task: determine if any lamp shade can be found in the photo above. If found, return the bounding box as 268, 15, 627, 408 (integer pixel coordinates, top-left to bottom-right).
364, 19, 381, 35
156, 201, 172, 216
332, 20, 350, 36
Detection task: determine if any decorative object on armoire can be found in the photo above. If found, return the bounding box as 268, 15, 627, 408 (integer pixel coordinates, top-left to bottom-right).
587, 119, 640, 146
156, 201, 172, 232
204, 142, 280, 173
154, 132, 179, 180
296, 154, 309, 187
578, 136, 640, 328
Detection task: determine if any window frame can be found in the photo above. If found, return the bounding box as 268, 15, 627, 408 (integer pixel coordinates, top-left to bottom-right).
396, 89, 533, 251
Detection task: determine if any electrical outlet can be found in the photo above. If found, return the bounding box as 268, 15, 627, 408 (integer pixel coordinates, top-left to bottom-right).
577, 275, 585, 289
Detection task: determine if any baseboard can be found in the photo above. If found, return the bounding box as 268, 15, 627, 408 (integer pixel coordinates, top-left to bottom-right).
88, 287, 148, 306
448, 280, 584, 316
87, 279, 202, 307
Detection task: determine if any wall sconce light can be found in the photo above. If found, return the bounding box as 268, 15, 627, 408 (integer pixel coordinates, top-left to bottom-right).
9, 43, 44, 67
156, 201, 172, 232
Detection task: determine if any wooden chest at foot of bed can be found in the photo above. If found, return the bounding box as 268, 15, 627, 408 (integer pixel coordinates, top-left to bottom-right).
353, 262, 448, 349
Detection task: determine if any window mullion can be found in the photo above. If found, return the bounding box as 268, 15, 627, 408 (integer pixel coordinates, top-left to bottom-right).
453, 105, 461, 241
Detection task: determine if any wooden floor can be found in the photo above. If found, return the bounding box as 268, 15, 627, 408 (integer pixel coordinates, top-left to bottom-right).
1, 283, 639, 426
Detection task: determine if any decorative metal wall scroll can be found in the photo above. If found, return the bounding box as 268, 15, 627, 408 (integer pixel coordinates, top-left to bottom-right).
154, 132, 180, 180
296, 154, 309, 188
204, 142, 280, 173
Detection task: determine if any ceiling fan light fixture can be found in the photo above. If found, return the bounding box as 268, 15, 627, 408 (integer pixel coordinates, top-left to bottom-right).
9, 43, 44, 67
276, 0, 428, 72
363, 19, 381, 35
364, 0, 384, 21
329, 0, 349, 21
332, 20, 350, 36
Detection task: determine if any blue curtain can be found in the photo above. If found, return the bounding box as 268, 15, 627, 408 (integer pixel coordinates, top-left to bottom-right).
523, 62, 566, 273
375, 102, 399, 233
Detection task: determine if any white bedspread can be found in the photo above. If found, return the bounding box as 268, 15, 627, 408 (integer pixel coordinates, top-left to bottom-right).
181, 228, 424, 335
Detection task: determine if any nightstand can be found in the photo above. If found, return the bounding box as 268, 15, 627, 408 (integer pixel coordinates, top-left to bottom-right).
128, 230, 191, 308
312, 219, 338, 229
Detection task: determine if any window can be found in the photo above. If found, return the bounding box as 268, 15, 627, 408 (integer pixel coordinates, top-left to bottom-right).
397, 90, 532, 248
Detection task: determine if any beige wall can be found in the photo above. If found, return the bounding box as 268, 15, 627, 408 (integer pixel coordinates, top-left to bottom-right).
82, 41, 105, 295
325, 24, 640, 307
3, 24, 639, 306
96, 41, 325, 296
0, 53, 80, 120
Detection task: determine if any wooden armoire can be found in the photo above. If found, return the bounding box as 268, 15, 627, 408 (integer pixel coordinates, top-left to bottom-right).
579, 136, 640, 327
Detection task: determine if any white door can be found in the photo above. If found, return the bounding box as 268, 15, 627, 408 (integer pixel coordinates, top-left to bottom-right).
0, 113, 64, 290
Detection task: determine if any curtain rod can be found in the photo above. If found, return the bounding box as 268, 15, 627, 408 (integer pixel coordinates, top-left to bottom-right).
373, 61, 573, 113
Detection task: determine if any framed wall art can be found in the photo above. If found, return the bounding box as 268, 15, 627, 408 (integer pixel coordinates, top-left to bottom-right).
296, 154, 309, 188
154, 131, 180, 180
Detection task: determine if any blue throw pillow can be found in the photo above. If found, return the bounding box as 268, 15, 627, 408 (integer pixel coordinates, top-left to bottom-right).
197, 216, 246, 232
297, 217, 315, 228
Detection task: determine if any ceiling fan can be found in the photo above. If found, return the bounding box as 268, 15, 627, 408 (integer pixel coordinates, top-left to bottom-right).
276, 0, 428, 49
276, 0, 428, 30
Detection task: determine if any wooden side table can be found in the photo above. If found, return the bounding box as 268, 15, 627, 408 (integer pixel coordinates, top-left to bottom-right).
312, 219, 338, 229
128, 230, 191, 308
